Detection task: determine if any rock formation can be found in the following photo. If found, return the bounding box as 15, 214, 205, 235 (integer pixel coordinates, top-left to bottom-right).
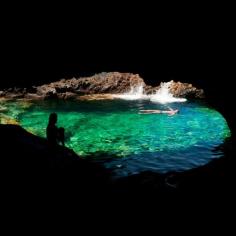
0, 72, 204, 100
0, 124, 111, 197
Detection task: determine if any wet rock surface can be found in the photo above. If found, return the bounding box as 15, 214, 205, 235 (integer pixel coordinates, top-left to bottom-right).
0, 72, 204, 101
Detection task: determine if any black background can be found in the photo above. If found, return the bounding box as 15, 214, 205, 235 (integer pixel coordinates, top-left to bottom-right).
0, 4, 234, 96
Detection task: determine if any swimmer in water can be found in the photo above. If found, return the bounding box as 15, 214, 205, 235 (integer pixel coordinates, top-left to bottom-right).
139, 107, 179, 116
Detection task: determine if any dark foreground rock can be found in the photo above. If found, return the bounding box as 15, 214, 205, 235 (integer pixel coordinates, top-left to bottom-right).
0, 72, 204, 100
1, 124, 235, 204
0, 124, 111, 198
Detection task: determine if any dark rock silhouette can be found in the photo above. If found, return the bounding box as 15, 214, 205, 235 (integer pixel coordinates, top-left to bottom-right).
0, 124, 235, 199
0, 124, 111, 197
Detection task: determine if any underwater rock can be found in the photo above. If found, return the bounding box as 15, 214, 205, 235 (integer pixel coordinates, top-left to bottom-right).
0, 106, 7, 112
36, 84, 58, 99
16, 100, 34, 109
0, 114, 19, 125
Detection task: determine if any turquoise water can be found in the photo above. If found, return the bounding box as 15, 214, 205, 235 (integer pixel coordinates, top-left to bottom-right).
0, 99, 231, 176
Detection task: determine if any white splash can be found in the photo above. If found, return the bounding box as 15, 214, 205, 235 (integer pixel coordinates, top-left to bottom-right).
113, 81, 187, 103
150, 81, 187, 104
113, 83, 148, 100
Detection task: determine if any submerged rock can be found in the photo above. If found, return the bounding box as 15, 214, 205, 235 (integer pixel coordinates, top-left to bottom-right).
0, 105, 7, 112
0, 114, 19, 125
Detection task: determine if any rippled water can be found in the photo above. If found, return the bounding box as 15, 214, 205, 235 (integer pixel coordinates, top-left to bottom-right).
0, 99, 231, 177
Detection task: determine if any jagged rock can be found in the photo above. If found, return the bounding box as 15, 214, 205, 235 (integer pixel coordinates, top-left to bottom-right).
1, 87, 27, 99
42, 72, 145, 95
169, 81, 204, 98
0, 72, 204, 100
36, 84, 57, 96
16, 100, 34, 109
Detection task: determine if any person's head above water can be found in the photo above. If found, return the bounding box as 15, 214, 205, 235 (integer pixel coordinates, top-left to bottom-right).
48, 112, 57, 125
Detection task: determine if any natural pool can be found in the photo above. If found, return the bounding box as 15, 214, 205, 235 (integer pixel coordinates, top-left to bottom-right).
0, 98, 231, 177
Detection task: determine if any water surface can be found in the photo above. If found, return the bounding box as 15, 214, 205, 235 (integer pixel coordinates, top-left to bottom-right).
0, 99, 230, 177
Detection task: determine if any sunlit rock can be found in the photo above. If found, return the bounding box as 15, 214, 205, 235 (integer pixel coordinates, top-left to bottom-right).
0, 114, 19, 125
0, 72, 204, 101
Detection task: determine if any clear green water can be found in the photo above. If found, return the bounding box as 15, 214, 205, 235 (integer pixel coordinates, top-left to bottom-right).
0, 99, 231, 176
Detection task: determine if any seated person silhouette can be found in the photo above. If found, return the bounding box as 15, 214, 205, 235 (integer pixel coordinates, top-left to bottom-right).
46, 113, 65, 146
139, 107, 179, 116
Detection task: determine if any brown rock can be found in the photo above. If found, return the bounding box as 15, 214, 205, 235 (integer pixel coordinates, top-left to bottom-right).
24, 93, 44, 100
0, 91, 6, 97
0, 73, 204, 101
57, 92, 78, 100
168, 80, 204, 98
0, 114, 19, 125
77, 94, 115, 101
